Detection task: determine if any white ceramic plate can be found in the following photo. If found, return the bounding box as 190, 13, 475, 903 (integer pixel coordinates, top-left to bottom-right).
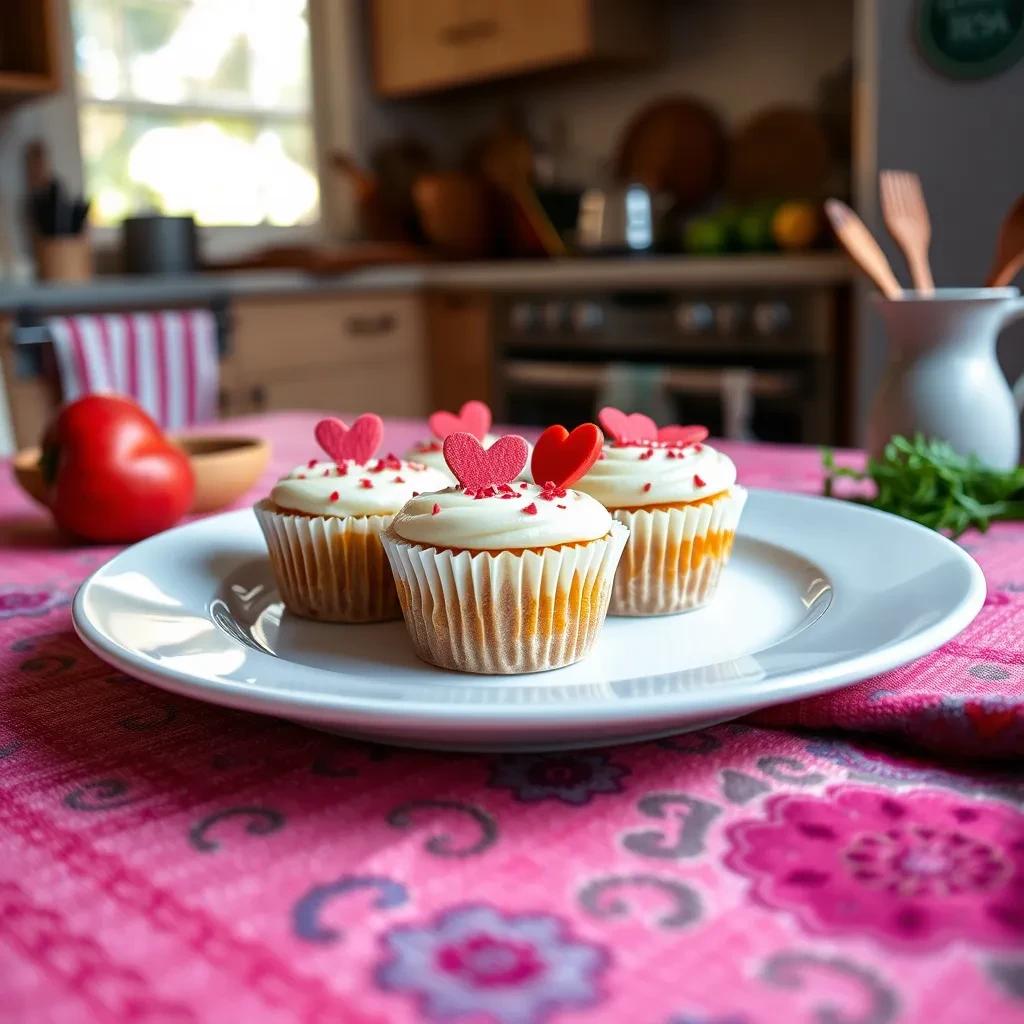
73, 491, 985, 751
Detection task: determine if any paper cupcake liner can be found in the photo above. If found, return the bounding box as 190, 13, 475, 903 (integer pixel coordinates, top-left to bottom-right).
380, 522, 629, 674
608, 487, 747, 616
254, 500, 401, 623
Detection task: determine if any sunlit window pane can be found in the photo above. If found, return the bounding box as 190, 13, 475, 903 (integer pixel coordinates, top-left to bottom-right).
72, 0, 318, 227
80, 106, 319, 227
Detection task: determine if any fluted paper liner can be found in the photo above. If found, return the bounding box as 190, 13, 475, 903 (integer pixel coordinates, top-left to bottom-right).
609, 487, 747, 616
380, 522, 629, 674
255, 500, 400, 623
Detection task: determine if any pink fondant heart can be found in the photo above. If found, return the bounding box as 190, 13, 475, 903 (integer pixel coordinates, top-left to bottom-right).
443, 432, 529, 490
428, 400, 492, 441
314, 414, 383, 464
598, 407, 657, 444
657, 424, 710, 447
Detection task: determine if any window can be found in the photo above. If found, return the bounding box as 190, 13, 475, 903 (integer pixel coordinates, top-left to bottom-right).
72, 0, 319, 228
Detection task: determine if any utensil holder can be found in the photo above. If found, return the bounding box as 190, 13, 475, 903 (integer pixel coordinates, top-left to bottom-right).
34, 234, 92, 282
869, 288, 1024, 469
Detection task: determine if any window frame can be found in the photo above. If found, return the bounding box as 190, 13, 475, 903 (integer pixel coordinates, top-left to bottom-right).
68, 0, 329, 256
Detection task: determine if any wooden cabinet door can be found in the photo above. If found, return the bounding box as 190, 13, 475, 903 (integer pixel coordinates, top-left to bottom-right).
373, 0, 592, 97
229, 292, 430, 417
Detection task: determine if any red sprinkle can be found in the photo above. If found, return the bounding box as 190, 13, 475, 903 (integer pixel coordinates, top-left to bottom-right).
639, 448, 654, 461
360, 478, 373, 489
519, 481, 528, 489
393, 475, 405, 483
431, 503, 441, 515
297, 473, 306, 479
336, 464, 348, 476
412, 491, 420, 498
307, 458, 317, 469
557, 503, 567, 509
329, 490, 339, 501
322, 468, 331, 476
694, 474, 706, 487
693, 443, 704, 452
642, 482, 652, 492
522, 502, 538, 515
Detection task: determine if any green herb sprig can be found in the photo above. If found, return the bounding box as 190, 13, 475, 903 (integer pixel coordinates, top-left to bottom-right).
823, 434, 1024, 539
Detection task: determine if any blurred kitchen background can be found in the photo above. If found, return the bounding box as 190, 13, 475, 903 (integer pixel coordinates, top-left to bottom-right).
1, 0, 1022, 455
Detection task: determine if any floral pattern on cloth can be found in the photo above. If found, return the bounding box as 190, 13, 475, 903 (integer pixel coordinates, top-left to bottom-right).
0, 585, 66, 620
489, 753, 629, 806
376, 904, 608, 1023
0, 413, 1023, 1024
726, 786, 1024, 952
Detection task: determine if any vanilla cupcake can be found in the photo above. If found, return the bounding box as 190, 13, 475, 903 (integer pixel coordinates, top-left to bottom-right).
406, 400, 530, 482
255, 414, 449, 622
382, 426, 627, 674
574, 408, 746, 616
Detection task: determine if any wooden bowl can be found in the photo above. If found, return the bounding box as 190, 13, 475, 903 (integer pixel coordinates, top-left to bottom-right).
173, 435, 270, 513
12, 447, 48, 506
11, 435, 270, 514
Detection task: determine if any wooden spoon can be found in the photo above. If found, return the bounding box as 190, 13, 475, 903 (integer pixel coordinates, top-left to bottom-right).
987, 193, 1024, 287
880, 170, 934, 294
825, 199, 903, 298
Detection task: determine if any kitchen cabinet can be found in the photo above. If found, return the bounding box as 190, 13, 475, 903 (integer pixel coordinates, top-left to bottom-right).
0, 0, 61, 107
225, 293, 430, 417
371, 0, 659, 98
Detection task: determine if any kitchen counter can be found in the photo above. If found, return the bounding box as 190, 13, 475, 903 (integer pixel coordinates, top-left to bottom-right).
0, 253, 851, 313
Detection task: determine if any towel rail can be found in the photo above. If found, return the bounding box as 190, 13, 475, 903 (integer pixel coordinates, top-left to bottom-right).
8, 300, 233, 378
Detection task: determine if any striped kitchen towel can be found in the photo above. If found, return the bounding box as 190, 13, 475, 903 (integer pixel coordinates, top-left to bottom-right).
48, 309, 219, 429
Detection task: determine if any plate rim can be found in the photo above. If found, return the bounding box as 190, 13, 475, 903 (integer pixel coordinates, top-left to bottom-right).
72, 489, 986, 728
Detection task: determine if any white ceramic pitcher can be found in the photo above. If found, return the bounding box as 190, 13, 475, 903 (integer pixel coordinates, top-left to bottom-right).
868, 288, 1024, 469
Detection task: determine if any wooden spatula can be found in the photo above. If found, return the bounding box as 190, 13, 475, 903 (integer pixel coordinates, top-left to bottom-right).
987, 193, 1024, 288
880, 170, 934, 294
825, 199, 903, 298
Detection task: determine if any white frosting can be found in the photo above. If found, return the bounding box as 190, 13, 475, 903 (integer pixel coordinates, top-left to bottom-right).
391, 482, 612, 550
271, 457, 450, 517
575, 442, 737, 509
404, 435, 533, 482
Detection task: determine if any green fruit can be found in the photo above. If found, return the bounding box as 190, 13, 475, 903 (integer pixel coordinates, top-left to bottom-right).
684, 217, 729, 254
735, 208, 776, 252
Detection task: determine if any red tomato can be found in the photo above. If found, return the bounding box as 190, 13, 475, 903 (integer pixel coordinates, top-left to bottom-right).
42, 395, 194, 543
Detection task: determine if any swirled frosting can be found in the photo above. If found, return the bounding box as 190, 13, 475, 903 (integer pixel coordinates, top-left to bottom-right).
574, 442, 737, 509
391, 482, 612, 550
405, 435, 533, 482
270, 456, 450, 518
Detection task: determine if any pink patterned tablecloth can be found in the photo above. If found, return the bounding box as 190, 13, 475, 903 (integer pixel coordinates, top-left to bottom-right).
1, 411, 1022, 1024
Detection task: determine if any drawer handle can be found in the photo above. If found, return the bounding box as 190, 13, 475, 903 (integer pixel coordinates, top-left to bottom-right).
439, 18, 499, 45
344, 313, 397, 337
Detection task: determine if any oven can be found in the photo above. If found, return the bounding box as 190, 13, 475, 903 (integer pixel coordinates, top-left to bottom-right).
494, 285, 846, 444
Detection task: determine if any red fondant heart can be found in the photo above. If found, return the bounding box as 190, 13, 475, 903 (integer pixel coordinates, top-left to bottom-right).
314, 414, 383, 464
443, 432, 528, 490
598, 407, 657, 444
429, 400, 492, 441
531, 423, 604, 489
657, 424, 710, 446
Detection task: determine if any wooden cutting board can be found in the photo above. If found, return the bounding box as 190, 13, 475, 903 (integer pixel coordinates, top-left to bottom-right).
615, 97, 726, 209
727, 106, 832, 200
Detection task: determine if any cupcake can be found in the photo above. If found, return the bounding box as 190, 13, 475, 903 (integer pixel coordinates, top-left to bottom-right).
381, 424, 628, 674
405, 400, 531, 482
255, 413, 450, 622
573, 407, 746, 616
